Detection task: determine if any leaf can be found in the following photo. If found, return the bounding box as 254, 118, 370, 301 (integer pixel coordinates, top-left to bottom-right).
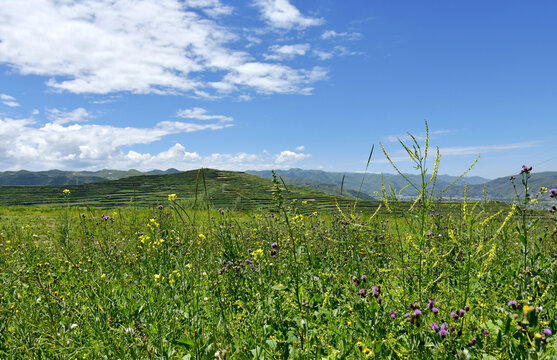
271, 284, 288, 291
174, 338, 195, 349
266, 339, 277, 350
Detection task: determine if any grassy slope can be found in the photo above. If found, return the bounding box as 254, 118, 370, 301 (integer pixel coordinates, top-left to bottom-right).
0, 169, 382, 212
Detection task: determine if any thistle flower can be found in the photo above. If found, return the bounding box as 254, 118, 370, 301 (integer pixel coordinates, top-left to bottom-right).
549, 188, 557, 198
431, 322, 440, 331
451, 312, 458, 321
508, 300, 519, 309
431, 307, 438, 314
544, 328, 553, 336
520, 165, 532, 174
372, 285, 380, 298
361, 274, 367, 282
390, 310, 396, 319
414, 309, 422, 316
358, 288, 367, 297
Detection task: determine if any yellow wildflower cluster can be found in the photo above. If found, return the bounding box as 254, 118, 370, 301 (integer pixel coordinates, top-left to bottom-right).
168, 193, 177, 201
63, 189, 71, 195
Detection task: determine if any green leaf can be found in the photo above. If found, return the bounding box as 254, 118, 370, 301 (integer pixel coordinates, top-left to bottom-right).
174, 338, 195, 349
271, 284, 288, 291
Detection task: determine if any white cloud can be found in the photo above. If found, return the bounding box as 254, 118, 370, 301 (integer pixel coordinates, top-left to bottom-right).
1, 93, 20, 107
253, 0, 324, 30
32, 109, 40, 115
312, 50, 333, 60
321, 30, 362, 40
264, 43, 310, 60
295, 145, 305, 151
374, 141, 539, 164
183, 0, 233, 17
275, 150, 310, 164
176, 107, 233, 122
0, 0, 325, 96
0, 114, 230, 170
218, 63, 327, 94
47, 107, 92, 124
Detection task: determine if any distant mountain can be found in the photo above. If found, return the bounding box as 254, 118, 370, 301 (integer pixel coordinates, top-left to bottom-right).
247, 169, 490, 199
443, 171, 557, 200
0, 169, 181, 186
247, 169, 557, 201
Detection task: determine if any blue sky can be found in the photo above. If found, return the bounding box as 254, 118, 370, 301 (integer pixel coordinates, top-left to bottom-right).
0, 0, 556, 179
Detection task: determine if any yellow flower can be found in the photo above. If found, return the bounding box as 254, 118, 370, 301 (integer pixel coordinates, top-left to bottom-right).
63, 189, 71, 195
198, 234, 206, 240
168, 193, 177, 201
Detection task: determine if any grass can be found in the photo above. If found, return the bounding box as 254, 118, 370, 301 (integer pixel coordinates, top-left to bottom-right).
1, 126, 556, 359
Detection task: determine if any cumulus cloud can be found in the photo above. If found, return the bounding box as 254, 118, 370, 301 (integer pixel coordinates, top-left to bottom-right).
0, 94, 20, 107
275, 150, 310, 164
253, 0, 324, 30
0, 0, 326, 96
264, 43, 310, 61
176, 107, 233, 122
0, 113, 311, 171
0, 115, 230, 170
47, 108, 92, 125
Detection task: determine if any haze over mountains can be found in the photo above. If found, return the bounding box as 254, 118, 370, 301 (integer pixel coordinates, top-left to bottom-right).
1, 168, 555, 201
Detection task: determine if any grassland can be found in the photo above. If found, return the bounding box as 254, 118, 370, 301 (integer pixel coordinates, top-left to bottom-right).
1, 167, 556, 359
1, 129, 556, 359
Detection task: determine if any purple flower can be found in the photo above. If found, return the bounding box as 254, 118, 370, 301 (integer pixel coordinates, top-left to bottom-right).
426, 231, 433, 237
450, 312, 458, 321
377, 297, 382, 304
459, 309, 466, 317
426, 299, 435, 308
414, 309, 422, 316
405, 313, 411, 319
361, 274, 367, 282
508, 300, 519, 309
549, 188, 557, 198
483, 330, 490, 335
521, 165, 532, 174
544, 328, 553, 336
158, 204, 164, 210
271, 242, 278, 249
372, 285, 381, 298
439, 329, 447, 338
432, 307, 438, 314
358, 288, 367, 297
390, 310, 397, 319
431, 322, 440, 331
468, 337, 476, 345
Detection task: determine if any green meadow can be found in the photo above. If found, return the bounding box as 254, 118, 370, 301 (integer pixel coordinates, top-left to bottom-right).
1, 140, 556, 359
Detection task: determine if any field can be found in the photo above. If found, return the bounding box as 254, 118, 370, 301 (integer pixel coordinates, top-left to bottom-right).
1, 167, 556, 359
1, 136, 557, 359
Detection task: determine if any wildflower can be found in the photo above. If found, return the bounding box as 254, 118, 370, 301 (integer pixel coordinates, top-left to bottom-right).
431, 322, 440, 331
459, 309, 466, 317
544, 328, 553, 336
468, 337, 476, 346
439, 329, 447, 338
483, 330, 489, 335
520, 165, 532, 174
168, 193, 177, 201
377, 297, 382, 304
414, 309, 422, 316
271, 242, 278, 249
198, 234, 206, 240
158, 204, 164, 209
372, 285, 381, 298
549, 188, 557, 198
63, 189, 71, 195
431, 307, 438, 314
390, 310, 396, 318
508, 300, 519, 309
426, 299, 435, 309
358, 289, 367, 297
361, 274, 367, 282
451, 312, 458, 321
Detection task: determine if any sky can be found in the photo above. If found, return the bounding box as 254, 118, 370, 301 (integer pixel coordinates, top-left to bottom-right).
0, 0, 556, 179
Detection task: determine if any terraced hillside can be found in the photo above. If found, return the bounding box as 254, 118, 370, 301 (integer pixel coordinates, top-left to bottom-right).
0, 169, 381, 212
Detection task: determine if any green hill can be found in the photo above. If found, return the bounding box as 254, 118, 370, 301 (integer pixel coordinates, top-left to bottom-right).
0, 169, 381, 212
